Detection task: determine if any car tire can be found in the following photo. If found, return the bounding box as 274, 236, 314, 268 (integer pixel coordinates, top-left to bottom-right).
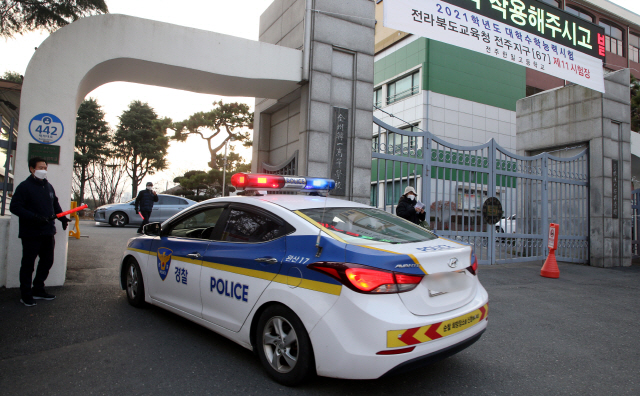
124, 258, 146, 308
109, 212, 128, 227
256, 305, 315, 386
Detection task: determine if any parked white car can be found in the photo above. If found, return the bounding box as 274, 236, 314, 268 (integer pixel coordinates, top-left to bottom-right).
496, 214, 516, 234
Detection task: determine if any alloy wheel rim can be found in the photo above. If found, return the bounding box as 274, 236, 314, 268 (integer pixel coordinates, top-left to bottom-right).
262, 316, 298, 373
127, 264, 138, 299
113, 214, 125, 226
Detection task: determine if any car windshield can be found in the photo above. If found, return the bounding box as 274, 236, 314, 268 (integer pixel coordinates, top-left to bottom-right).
298, 207, 437, 244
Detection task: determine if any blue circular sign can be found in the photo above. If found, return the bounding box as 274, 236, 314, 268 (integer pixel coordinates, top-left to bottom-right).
29, 113, 64, 144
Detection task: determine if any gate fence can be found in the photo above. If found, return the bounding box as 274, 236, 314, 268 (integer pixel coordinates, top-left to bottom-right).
371, 116, 589, 265
632, 189, 640, 258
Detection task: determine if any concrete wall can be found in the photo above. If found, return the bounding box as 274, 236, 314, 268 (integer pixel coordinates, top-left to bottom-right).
516, 69, 632, 267
254, 0, 375, 203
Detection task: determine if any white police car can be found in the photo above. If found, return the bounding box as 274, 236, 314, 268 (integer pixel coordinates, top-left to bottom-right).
120, 173, 488, 385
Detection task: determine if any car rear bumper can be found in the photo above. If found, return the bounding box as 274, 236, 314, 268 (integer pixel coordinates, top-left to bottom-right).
381, 329, 485, 377
309, 285, 489, 380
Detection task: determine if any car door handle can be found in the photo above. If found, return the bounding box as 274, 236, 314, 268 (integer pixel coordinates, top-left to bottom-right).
255, 257, 278, 264
186, 252, 202, 259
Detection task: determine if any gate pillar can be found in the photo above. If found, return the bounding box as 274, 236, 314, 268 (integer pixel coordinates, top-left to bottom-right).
252, 0, 376, 203
516, 69, 632, 267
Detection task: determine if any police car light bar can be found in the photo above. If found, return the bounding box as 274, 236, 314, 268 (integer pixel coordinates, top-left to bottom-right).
230, 173, 335, 191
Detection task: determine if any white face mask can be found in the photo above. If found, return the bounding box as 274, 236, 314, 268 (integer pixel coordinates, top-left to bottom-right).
147, 186, 153, 190
407, 194, 415, 201
34, 170, 47, 180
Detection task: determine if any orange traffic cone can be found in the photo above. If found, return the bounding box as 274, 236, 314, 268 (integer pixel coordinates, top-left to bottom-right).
540, 249, 560, 278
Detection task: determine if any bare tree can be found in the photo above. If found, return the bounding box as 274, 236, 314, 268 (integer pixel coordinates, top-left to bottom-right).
85, 158, 128, 207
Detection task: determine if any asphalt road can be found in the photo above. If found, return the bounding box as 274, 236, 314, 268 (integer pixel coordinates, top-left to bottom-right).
1, 223, 639, 395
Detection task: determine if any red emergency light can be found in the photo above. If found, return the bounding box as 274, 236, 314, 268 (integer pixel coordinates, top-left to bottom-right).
230, 173, 335, 192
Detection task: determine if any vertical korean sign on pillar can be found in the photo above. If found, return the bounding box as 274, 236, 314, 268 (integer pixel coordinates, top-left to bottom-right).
331, 107, 349, 196
384, 0, 605, 92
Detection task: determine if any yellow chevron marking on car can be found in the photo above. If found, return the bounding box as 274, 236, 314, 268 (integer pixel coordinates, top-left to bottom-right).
293, 210, 347, 243
127, 247, 150, 255
272, 274, 342, 296
387, 304, 488, 348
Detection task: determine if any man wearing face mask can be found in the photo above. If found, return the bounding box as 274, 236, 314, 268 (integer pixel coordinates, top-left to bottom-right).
396, 186, 426, 225
135, 182, 158, 233
10, 157, 69, 307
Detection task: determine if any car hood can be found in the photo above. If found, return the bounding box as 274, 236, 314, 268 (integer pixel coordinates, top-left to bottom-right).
96, 203, 128, 210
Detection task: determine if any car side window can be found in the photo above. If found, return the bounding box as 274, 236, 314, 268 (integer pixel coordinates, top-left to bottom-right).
167, 207, 224, 239
163, 196, 182, 205
156, 196, 166, 205
221, 208, 287, 243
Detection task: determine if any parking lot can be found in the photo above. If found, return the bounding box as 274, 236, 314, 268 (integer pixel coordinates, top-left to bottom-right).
1, 223, 639, 395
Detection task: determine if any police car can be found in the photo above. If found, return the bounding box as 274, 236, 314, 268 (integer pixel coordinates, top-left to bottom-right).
120, 173, 488, 385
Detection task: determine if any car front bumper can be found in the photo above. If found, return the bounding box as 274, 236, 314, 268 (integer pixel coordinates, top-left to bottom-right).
94, 210, 107, 223
308, 284, 489, 380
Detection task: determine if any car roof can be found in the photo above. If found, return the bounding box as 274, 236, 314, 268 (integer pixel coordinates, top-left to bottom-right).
200, 194, 372, 211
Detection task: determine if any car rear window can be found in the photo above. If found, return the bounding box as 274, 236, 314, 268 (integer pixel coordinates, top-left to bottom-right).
298, 207, 437, 244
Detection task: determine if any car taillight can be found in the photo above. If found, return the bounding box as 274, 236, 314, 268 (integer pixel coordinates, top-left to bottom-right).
467, 249, 478, 275
308, 262, 424, 294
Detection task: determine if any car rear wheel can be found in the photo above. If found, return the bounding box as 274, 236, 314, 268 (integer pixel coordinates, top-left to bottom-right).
110, 212, 128, 227
256, 305, 315, 386
125, 258, 146, 308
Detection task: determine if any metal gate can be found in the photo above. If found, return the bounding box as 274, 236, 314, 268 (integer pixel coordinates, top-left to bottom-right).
371, 116, 589, 265
632, 189, 640, 258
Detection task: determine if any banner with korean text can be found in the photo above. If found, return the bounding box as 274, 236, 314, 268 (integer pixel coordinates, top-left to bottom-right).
384, 0, 605, 92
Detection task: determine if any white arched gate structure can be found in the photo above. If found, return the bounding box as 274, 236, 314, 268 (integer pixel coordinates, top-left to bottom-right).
371, 117, 590, 265
4, 14, 304, 287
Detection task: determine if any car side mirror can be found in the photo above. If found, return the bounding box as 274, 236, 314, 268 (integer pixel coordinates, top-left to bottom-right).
143, 222, 162, 236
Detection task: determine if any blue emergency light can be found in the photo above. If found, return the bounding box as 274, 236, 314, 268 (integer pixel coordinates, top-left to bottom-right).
231, 173, 335, 191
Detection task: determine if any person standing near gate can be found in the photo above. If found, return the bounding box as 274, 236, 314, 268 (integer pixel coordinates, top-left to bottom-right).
135, 182, 158, 233
10, 157, 69, 307
396, 186, 426, 225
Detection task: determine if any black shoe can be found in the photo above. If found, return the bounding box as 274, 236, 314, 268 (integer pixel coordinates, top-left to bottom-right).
32, 290, 56, 300
20, 296, 37, 307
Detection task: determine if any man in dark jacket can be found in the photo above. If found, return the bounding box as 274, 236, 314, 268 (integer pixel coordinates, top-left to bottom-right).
10, 157, 69, 307
396, 186, 426, 225
135, 181, 158, 233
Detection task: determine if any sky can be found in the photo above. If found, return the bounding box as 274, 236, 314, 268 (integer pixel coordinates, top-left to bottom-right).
2, 0, 640, 198
1, 0, 273, 198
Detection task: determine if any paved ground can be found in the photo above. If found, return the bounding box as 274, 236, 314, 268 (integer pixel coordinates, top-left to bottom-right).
1, 223, 639, 395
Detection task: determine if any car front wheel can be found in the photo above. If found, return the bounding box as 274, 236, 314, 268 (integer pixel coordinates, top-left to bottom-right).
125, 258, 146, 308
109, 212, 128, 227
256, 305, 315, 386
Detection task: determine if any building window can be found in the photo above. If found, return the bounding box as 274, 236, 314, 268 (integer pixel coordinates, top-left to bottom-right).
374, 87, 382, 108
565, 5, 594, 23
630, 33, 640, 63
599, 20, 624, 56
387, 71, 419, 104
